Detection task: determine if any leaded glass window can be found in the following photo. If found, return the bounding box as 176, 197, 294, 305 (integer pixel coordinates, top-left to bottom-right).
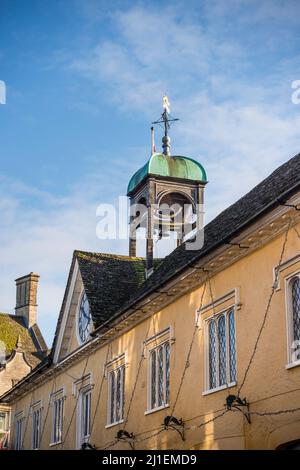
0, 412, 6, 432
165, 342, 170, 404
149, 342, 170, 411
81, 389, 91, 441
229, 310, 237, 382
207, 309, 237, 390
158, 346, 164, 407
15, 417, 23, 450
150, 350, 157, 409
52, 395, 64, 444
208, 320, 217, 389
110, 371, 115, 424
218, 316, 227, 386
291, 277, 300, 342
108, 365, 125, 425
32, 407, 41, 450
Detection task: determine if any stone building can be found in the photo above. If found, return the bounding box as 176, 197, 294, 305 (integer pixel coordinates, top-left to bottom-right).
0, 273, 47, 446
1, 106, 300, 450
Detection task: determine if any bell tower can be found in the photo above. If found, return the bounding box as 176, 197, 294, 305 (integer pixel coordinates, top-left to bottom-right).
127, 97, 207, 275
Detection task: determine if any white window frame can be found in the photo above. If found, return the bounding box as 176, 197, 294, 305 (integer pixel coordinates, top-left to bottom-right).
0, 410, 8, 433
285, 272, 300, 369
104, 353, 127, 428
203, 307, 237, 395
143, 326, 173, 415
14, 411, 24, 450
76, 386, 92, 449
106, 364, 125, 428
76, 385, 92, 449
50, 389, 65, 446
146, 340, 171, 414
81, 387, 91, 444
30, 401, 42, 450
73, 373, 93, 449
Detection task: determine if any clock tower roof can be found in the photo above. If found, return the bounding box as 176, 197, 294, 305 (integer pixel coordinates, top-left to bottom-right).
127, 152, 207, 195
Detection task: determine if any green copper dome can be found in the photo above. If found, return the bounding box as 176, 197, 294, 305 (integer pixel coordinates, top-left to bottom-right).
127, 153, 207, 195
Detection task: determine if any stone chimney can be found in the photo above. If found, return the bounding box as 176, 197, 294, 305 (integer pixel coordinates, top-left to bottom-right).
15, 273, 39, 328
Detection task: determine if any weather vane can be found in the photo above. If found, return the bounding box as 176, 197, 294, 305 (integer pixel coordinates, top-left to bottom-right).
152, 95, 179, 156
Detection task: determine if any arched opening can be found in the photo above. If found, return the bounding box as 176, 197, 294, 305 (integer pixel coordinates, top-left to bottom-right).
129, 197, 148, 258
156, 192, 195, 242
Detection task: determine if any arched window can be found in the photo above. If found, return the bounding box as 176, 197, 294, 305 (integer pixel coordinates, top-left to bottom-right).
207, 309, 236, 391
157, 192, 195, 239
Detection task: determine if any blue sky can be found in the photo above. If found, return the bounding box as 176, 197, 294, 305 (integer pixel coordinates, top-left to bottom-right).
0, 0, 300, 346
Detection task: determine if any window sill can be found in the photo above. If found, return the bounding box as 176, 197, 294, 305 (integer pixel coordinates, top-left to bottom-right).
144, 404, 170, 416
202, 382, 236, 396
105, 419, 124, 429
286, 360, 300, 370
49, 441, 62, 447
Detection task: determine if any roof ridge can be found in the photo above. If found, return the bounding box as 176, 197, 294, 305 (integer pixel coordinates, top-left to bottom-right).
74, 250, 145, 262
95, 151, 300, 329
163, 151, 300, 261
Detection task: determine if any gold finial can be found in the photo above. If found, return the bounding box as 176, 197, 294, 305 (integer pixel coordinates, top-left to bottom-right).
152, 95, 179, 156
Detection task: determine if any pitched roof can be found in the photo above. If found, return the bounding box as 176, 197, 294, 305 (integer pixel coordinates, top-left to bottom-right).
95, 151, 300, 330
0, 313, 47, 369
2, 152, 300, 403
53, 153, 300, 349
76, 251, 147, 326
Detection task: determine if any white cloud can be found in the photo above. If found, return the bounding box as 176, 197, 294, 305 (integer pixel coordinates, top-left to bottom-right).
0, 172, 129, 346
69, 2, 300, 218
2, 0, 300, 346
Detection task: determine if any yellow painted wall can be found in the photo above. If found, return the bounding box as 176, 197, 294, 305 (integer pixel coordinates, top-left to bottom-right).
7, 222, 300, 450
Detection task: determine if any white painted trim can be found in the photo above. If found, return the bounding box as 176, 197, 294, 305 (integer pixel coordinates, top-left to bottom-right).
76, 386, 92, 449
105, 419, 124, 429
0, 409, 9, 433
29, 399, 43, 415
106, 357, 126, 427
72, 372, 94, 397
49, 387, 66, 445
202, 382, 236, 396
72, 372, 94, 449
53, 260, 79, 364
143, 326, 174, 362
203, 306, 237, 393
49, 440, 62, 447
146, 336, 171, 414
196, 288, 241, 328
14, 412, 25, 450
285, 360, 300, 370
144, 326, 171, 346
49, 387, 66, 405
54, 335, 99, 371
274, 254, 300, 291
31, 405, 42, 450
144, 404, 170, 415
105, 352, 126, 372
